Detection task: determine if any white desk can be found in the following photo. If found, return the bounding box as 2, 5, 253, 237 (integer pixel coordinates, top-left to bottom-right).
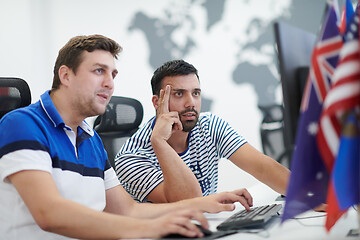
205, 183, 359, 239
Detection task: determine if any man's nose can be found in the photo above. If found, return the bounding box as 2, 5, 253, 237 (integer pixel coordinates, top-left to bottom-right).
184, 93, 195, 108
103, 73, 114, 89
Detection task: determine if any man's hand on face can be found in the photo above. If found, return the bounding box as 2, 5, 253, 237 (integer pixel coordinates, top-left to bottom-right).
151, 85, 183, 142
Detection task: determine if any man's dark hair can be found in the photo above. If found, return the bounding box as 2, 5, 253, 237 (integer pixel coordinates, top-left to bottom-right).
52, 34, 122, 90
151, 59, 199, 95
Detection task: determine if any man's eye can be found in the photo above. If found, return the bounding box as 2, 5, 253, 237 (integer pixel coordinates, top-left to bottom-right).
194, 91, 201, 96
175, 92, 182, 96
95, 69, 103, 74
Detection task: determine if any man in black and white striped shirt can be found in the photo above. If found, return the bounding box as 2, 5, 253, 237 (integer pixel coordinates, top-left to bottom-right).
115, 60, 290, 203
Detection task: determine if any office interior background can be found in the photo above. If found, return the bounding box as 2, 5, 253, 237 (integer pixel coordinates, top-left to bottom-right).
1, 0, 348, 191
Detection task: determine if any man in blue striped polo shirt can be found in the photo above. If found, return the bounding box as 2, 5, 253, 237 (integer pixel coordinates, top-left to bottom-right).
0, 36, 254, 239
115, 59, 290, 203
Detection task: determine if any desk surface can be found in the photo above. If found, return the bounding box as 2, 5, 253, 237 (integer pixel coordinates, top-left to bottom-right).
205, 183, 359, 240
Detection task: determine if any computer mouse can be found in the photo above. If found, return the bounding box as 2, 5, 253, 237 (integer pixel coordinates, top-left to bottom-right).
195, 224, 213, 236
163, 224, 213, 239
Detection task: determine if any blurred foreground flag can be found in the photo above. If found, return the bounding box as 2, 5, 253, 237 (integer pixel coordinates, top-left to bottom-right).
334, 115, 360, 210
317, 4, 360, 231
281, 2, 343, 223
326, 113, 360, 230
333, 114, 360, 209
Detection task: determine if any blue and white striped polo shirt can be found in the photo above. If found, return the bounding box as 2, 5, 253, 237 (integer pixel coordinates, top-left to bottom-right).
0, 91, 119, 240
115, 112, 247, 202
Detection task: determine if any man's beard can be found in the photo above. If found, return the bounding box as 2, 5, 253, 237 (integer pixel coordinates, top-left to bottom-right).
179, 108, 199, 132
76, 96, 109, 118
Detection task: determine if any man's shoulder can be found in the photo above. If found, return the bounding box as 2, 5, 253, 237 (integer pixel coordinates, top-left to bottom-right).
199, 112, 211, 120
117, 117, 155, 155
198, 112, 223, 124
0, 102, 42, 127
195, 112, 234, 135
0, 101, 49, 145
132, 117, 154, 138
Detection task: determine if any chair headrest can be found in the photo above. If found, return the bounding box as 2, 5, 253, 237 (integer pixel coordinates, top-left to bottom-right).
258, 104, 283, 123
93, 96, 143, 133
0, 77, 31, 119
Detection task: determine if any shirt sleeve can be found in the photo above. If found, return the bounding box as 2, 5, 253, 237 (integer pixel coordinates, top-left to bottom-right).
208, 113, 247, 159
115, 152, 163, 202
0, 111, 53, 182
104, 163, 121, 190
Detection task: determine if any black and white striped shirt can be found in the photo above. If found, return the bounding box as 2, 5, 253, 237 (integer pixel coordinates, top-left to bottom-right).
114, 112, 247, 202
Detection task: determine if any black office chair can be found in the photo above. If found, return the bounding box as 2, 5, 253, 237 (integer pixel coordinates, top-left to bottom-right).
93, 96, 144, 169
258, 104, 289, 168
0, 77, 31, 119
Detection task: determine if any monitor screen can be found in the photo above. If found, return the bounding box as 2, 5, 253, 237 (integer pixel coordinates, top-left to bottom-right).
274, 21, 316, 164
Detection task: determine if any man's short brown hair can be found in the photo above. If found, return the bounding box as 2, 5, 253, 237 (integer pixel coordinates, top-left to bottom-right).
52, 34, 122, 90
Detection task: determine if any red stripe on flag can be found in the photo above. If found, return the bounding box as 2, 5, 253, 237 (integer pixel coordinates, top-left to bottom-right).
312, 50, 328, 100
300, 75, 312, 111
317, 127, 335, 172
339, 6, 346, 34
322, 60, 334, 76
325, 96, 360, 116
317, 113, 341, 172
339, 51, 359, 63
317, 41, 344, 55
333, 73, 360, 87
325, 182, 345, 231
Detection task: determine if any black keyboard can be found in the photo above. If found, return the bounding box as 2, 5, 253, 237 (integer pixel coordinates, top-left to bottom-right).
216, 204, 282, 231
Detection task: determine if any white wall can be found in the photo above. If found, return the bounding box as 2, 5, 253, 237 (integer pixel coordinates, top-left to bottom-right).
0, 0, 306, 191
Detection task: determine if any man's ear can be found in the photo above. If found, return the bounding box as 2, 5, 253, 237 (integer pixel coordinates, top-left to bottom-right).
58, 65, 72, 87
152, 95, 160, 110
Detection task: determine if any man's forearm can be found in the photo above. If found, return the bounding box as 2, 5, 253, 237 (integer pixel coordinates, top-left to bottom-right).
129, 190, 253, 219
151, 138, 202, 202
264, 160, 290, 195
39, 198, 147, 239
9, 170, 149, 240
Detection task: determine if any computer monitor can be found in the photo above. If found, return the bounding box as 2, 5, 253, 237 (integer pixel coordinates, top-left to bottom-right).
273, 21, 316, 165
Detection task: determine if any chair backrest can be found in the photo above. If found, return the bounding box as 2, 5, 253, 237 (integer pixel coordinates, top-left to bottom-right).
93, 96, 143, 169
259, 104, 289, 168
0, 77, 31, 119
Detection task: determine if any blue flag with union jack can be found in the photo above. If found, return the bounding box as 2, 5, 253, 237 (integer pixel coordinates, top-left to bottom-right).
281, 3, 343, 222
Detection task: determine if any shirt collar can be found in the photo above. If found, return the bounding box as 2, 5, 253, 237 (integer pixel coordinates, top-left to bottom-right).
40, 90, 94, 136
79, 121, 94, 137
